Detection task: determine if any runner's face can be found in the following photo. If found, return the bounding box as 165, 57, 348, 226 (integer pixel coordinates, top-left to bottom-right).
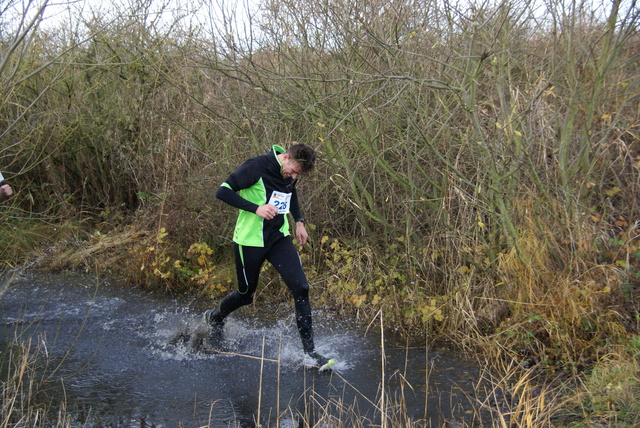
282, 157, 303, 179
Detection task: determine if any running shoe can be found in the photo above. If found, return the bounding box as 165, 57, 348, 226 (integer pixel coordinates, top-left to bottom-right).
308, 351, 336, 372
203, 308, 224, 328
203, 309, 225, 344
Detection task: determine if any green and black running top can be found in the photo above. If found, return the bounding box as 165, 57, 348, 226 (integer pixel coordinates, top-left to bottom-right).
216, 145, 304, 247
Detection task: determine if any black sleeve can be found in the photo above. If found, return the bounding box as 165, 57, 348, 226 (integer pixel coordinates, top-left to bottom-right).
216, 185, 259, 213
216, 158, 264, 213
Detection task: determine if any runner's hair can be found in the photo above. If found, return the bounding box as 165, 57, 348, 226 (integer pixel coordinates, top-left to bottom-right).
287, 144, 316, 173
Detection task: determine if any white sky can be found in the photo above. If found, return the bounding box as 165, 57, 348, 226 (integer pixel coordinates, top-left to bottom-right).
2, 0, 636, 44
38, 0, 262, 30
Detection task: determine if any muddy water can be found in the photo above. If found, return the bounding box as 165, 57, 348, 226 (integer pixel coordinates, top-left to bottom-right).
0, 271, 485, 427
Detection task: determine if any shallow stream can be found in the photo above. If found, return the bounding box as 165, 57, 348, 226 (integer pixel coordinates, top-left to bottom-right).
1, 271, 486, 427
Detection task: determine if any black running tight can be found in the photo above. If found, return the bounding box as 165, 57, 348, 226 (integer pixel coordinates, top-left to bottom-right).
217, 236, 315, 353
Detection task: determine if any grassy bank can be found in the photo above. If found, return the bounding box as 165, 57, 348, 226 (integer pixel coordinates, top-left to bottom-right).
2, 0, 639, 425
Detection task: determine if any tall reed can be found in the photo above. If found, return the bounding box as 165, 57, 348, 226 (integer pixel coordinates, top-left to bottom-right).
0, 336, 72, 428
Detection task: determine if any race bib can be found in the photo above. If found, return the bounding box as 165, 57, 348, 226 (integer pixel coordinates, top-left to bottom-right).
268, 191, 292, 214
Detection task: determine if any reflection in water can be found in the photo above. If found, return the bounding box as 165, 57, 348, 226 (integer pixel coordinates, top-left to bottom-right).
0, 271, 485, 427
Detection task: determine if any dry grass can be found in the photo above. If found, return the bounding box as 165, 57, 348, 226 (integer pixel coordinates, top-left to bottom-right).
0, 337, 71, 428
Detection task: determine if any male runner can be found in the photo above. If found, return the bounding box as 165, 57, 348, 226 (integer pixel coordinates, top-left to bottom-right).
204, 144, 334, 371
